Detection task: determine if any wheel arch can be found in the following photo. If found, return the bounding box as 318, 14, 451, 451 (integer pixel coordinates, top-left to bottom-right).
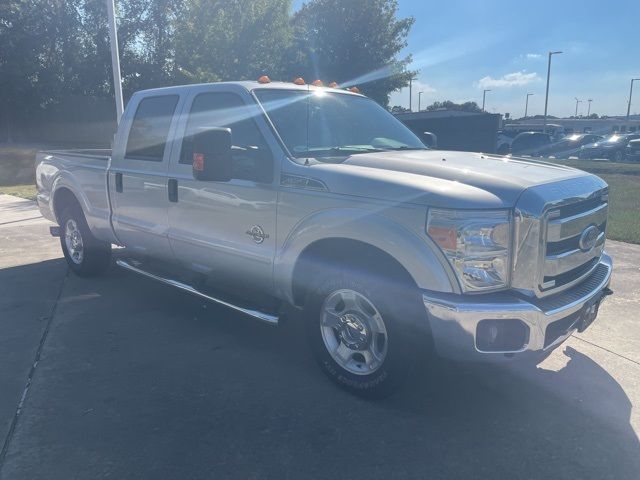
291, 238, 416, 307
49, 173, 116, 246
274, 208, 458, 306
52, 185, 83, 223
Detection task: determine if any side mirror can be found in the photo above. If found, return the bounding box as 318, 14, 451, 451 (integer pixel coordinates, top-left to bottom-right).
191, 127, 233, 182
420, 131, 437, 148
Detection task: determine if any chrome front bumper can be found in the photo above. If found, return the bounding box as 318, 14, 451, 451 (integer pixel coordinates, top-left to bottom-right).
423, 253, 612, 361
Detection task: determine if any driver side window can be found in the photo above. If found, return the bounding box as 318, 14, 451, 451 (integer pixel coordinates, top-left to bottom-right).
180, 92, 273, 182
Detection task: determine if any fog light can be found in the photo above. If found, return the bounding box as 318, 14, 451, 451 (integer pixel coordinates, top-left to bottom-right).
476, 319, 529, 352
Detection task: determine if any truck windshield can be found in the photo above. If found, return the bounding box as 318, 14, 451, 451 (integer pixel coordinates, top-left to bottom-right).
254, 89, 426, 161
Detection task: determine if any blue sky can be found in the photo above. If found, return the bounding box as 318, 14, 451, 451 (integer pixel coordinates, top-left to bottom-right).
294, 0, 639, 117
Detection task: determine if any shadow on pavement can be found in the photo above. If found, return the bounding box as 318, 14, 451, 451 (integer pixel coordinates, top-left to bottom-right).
1, 260, 638, 480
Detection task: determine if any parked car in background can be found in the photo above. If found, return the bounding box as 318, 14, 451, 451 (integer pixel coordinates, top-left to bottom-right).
626, 138, 640, 162
579, 133, 640, 162
539, 133, 603, 159
509, 131, 553, 156
497, 123, 563, 155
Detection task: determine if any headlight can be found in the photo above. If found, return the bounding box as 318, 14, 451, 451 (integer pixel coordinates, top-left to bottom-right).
426, 209, 512, 292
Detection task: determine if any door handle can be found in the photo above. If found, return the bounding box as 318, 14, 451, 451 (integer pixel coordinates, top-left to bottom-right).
115, 172, 123, 193
168, 179, 178, 203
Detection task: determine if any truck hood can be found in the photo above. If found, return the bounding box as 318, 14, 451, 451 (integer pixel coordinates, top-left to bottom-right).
312, 149, 590, 208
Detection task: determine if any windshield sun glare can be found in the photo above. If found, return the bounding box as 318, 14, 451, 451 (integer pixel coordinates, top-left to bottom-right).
255, 89, 426, 161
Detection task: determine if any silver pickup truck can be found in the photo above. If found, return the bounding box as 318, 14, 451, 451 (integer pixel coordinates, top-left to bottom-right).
36, 79, 612, 397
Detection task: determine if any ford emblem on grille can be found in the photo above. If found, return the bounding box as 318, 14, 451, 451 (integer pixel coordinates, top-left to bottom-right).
578, 225, 600, 252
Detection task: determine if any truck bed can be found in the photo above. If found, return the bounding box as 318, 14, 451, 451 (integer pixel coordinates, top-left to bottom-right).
35, 148, 115, 243
38, 148, 111, 161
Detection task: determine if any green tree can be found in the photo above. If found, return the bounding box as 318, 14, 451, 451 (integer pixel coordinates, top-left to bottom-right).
119, 0, 184, 91
426, 100, 483, 113
0, 0, 86, 140
79, 0, 184, 96
0, 0, 418, 143
0, 0, 181, 141
75, 0, 114, 97
173, 0, 292, 84
0, 0, 41, 139
290, 0, 415, 106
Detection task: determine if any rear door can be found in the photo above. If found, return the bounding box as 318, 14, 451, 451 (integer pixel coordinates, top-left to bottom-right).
166, 86, 280, 294
110, 93, 183, 260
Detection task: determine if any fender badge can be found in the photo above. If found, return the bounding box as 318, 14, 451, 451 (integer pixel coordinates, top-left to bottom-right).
246, 225, 269, 244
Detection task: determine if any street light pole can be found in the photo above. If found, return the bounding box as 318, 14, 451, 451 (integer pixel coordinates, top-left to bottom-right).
482, 89, 491, 111
524, 93, 534, 118
627, 78, 640, 125
409, 77, 412, 112
418, 91, 424, 112
587, 99, 593, 117
543, 51, 562, 133
107, 0, 124, 123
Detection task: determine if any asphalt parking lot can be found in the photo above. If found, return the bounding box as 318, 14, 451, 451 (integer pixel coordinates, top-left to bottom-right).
1, 194, 639, 480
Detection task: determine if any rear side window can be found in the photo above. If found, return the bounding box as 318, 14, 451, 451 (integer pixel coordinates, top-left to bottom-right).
126, 95, 179, 161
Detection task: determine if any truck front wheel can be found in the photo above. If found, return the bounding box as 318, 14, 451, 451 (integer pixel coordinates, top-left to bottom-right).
305, 272, 422, 398
59, 206, 111, 276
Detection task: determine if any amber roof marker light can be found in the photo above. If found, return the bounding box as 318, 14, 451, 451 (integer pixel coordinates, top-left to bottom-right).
312, 79, 324, 87
328, 81, 339, 88
347, 86, 360, 93
257, 75, 271, 84
293, 77, 306, 85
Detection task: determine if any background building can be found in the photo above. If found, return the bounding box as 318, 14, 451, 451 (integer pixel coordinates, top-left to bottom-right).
395, 110, 501, 153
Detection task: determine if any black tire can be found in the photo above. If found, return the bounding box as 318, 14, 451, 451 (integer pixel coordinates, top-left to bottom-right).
304, 267, 428, 398
59, 205, 111, 276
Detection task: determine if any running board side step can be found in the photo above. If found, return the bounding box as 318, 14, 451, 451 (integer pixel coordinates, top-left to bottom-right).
115, 259, 279, 325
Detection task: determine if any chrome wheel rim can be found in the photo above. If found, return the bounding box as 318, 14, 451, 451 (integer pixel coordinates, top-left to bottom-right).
320, 289, 388, 375
64, 219, 84, 265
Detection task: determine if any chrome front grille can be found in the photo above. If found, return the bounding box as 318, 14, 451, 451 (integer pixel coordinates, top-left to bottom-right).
511, 174, 609, 298
546, 201, 607, 244
540, 196, 608, 293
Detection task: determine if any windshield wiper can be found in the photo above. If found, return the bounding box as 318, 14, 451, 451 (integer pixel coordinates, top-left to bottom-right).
295, 146, 387, 157
294, 145, 427, 160
329, 146, 388, 153
383, 146, 429, 151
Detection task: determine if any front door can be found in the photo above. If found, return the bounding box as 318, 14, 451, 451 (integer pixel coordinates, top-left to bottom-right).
110, 93, 182, 260
167, 87, 279, 294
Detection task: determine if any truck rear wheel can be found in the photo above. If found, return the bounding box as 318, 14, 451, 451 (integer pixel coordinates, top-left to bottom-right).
304, 270, 424, 398
59, 205, 111, 276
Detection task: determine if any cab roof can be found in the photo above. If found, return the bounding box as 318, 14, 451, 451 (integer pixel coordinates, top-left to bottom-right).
136, 81, 365, 97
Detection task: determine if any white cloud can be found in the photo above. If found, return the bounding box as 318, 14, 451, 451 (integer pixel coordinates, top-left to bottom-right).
413, 81, 436, 94
476, 71, 540, 89
526, 53, 542, 59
